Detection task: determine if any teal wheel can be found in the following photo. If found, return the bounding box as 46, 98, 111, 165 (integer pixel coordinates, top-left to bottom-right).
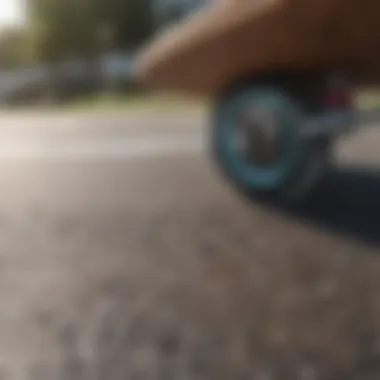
211, 81, 332, 204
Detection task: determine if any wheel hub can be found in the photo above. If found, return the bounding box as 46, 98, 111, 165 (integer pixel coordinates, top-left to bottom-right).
236, 109, 282, 166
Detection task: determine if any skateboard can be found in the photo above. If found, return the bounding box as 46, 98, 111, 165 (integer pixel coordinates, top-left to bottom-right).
136, 0, 380, 203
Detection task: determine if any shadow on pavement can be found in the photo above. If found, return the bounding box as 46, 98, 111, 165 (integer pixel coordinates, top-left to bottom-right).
273, 165, 380, 246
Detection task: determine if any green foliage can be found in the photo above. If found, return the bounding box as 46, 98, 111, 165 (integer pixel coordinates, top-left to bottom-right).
26, 0, 155, 62
0, 28, 30, 68
96, 0, 154, 49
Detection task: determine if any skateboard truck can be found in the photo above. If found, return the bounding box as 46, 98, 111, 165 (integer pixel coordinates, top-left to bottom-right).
300, 106, 380, 139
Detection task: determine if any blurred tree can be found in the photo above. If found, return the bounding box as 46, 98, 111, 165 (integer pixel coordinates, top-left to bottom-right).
26, 0, 155, 62
0, 28, 29, 68
27, 0, 101, 62
23, 0, 155, 101
96, 0, 155, 51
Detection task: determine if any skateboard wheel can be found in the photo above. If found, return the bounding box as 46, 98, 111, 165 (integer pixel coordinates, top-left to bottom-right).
211, 82, 331, 203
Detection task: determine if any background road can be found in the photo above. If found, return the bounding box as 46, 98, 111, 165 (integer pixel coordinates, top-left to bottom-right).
0, 111, 380, 379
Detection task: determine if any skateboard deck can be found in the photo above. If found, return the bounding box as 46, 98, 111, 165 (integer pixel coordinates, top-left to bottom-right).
137, 0, 380, 95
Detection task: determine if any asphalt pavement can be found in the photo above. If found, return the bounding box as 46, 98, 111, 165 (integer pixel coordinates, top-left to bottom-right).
0, 111, 379, 379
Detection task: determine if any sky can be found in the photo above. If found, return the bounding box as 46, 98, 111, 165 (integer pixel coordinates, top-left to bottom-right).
0, 0, 24, 28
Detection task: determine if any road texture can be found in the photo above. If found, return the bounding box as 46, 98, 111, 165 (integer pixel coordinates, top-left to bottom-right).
0, 111, 379, 379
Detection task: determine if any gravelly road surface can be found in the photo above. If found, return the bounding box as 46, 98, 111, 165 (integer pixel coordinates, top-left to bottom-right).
0, 112, 379, 380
